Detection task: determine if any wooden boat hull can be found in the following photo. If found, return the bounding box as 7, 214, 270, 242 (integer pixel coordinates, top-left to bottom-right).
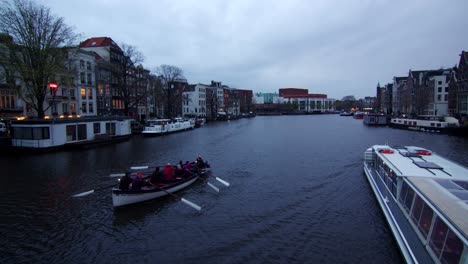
112, 174, 199, 207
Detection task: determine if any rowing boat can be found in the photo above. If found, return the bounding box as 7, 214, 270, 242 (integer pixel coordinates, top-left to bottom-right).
112, 164, 210, 207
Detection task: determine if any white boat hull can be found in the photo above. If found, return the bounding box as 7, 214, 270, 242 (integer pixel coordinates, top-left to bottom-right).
112, 176, 198, 207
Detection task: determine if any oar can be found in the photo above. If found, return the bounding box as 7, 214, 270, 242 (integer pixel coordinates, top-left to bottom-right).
72, 183, 116, 197
148, 182, 201, 211
207, 182, 220, 192
214, 176, 230, 187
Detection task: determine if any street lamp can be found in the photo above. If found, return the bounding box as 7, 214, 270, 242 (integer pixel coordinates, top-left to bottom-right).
48, 81, 59, 117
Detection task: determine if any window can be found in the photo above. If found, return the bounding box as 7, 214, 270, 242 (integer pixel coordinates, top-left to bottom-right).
77, 124, 86, 140
438, 87, 442, 92
440, 229, 463, 264
62, 103, 69, 113
94, 123, 101, 134
106, 122, 116, 135
80, 60, 84, 69
437, 95, 441, 101
438, 81, 442, 85
81, 103, 87, 113
444, 95, 447, 101
417, 201, 434, 239
80, 72, 85, 84
70, 103, 76, 114
12, 127, 49, 140
66, 125, 76, 141
86, 61, 91, 70
429, 216, 449, 260
87, 73, 92, 85
88, 88, 93, 99
411, 195, 424, 223
81, 88, 86, 100
403, 186, 415, 213
69, 89, 76, 98
88, 103, 94, 113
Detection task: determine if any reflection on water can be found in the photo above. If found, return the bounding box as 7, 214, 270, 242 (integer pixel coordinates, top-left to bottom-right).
1, 115, 466, 263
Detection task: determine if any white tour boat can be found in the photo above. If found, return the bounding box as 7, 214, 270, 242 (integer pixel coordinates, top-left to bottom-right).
141, 118, 194, 136
363, 145, 468, 264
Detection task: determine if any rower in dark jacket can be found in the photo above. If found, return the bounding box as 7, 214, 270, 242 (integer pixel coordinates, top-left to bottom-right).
119, 172, 132, 190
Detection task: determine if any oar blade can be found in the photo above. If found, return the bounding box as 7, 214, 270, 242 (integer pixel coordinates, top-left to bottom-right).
110, 173, 125, 177
215, 177, 230, 187
180, 198, 202, 211
207, 182, 220, 192
130, 166, 149, 170
72, 190, 94, 197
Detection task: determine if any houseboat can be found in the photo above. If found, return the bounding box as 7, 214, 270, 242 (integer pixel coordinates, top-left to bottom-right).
141, 118, 194, 136
390, 116, 460, 134
363, 113, 388, 126
10, 116, 132, 150
363, 145, 468, 264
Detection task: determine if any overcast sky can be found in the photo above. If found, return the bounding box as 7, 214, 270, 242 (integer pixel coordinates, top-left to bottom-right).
37, 0, 468, 99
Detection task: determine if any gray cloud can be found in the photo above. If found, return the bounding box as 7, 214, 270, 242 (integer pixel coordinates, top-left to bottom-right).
38, 0, 468, 99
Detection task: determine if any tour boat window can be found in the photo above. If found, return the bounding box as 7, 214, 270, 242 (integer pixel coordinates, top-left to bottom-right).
453, 180, 468, 190
429, 216, 449, 260
404, 186, 415, 213
417, 202, 434, 239
411, 195, 424, 223
399, 181, 409, 204
440, 229, 463, 264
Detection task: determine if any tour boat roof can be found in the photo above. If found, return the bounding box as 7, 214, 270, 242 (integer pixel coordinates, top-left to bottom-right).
372, 145, 468, 240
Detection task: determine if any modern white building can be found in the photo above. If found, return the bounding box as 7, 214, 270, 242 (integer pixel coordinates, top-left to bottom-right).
428, 71, 450, 116
182, 84, 207, 117
283, 96, 336, 112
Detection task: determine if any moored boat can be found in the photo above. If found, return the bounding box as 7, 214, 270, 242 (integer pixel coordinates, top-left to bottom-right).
9, 116, 132, 151
141, 117, 194, 136
390, 115, 461, 134
363, 145, 468, 263
363, 113, 388, 126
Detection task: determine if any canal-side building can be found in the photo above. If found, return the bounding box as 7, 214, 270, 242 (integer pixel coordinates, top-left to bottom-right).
182, 83, 207, 117
280, 88, 335, 113
448, 50, 468, 124
392, 76, 407, 115
234, 89, 254, 114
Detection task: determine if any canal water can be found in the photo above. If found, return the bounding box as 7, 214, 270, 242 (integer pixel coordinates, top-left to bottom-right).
1, 115, 467, 264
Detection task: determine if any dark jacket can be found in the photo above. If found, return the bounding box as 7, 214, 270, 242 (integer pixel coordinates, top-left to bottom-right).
119, 175, 132, 190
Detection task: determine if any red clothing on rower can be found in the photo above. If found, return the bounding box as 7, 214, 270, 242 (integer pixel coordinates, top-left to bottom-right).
163, 164, 174, 180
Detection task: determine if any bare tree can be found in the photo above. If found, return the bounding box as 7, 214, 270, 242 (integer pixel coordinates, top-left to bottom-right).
155, 65, 186, 118
0, 0, 77, 118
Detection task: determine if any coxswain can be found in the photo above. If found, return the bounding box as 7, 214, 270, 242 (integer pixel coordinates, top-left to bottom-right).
196, 156, 206, 168
119, 171, 132, 190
